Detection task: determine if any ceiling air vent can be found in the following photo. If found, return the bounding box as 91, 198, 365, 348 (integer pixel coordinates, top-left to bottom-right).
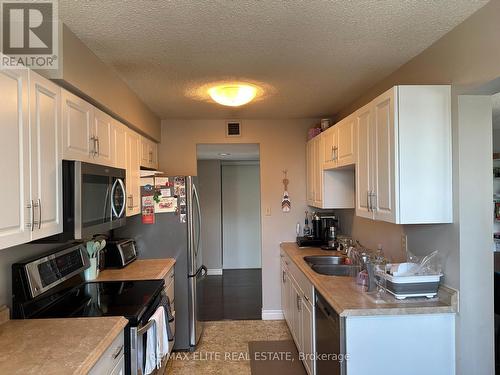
226, 121, 241, 137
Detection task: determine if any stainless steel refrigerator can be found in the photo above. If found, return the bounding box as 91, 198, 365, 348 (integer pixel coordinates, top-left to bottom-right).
114, 176, 206, 351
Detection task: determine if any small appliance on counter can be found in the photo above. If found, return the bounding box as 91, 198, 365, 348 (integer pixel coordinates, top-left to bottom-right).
105, 238, 138, 268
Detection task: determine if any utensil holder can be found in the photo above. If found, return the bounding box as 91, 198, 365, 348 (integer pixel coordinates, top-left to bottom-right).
84, 258, 99, 281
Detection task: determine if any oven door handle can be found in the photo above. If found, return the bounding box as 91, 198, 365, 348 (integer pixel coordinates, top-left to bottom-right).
136, 319, 157, 375
137, 319, 155, 336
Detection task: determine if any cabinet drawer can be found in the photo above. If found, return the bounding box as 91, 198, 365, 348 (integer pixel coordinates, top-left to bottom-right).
89, 330, 124, 375
280, 250, 314, 305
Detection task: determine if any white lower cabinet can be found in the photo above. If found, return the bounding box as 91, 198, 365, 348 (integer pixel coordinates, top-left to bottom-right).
89, 330, 125, 375
281, 251, 315, 375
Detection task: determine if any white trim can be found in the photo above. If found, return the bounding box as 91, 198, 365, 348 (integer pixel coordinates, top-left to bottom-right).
262, 309, 284, 320
206, 268, 223, 275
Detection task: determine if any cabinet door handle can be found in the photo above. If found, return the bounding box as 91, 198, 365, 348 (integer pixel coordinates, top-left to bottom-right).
96, 137, 100, 157
27, 201, 34, 231
282, 270, 286, 283
128, 195, 134, 209
32, 200, 40, 229
37, 198, 41, 229
296, 295, 302, 311
112, 344, 124, 359
367, 191, 371, 211
371, 192, 377, 212
331, 146, 335, 161
303, 294, 310, 303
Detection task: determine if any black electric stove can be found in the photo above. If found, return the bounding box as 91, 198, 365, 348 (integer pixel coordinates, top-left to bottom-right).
12, 242, 165, 375
18, 279, 164, 325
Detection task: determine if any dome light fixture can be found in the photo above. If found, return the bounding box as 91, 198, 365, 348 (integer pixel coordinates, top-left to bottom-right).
208, 83, 258, 107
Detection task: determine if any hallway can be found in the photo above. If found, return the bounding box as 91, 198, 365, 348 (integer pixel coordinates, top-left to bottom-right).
200, 269, 262, 321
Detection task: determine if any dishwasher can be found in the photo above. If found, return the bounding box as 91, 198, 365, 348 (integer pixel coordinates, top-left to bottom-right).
315, 292, 346, 375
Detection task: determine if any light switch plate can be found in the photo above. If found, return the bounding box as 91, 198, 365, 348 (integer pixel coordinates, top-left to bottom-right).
265, 207, 271, 216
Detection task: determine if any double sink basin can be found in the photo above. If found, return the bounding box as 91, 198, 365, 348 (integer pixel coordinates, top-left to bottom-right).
304, 255, 360, 276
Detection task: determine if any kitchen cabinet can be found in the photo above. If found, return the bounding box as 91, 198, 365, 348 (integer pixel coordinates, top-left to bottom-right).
29, 72, 63, 241
0, 69, 31, 249
61, 89, 94, 162
89, 330, 125, 375
126, 128, 141, 216
93, 108, 114, 166
355, 86, 452, 224
322, 113, 355, 170
281, 251, 315, 375
140, 136, 158, 169
307, 134, 355, 209
62, 89, 116, 167
112, 120, 128, 170
0, 70, 63, 250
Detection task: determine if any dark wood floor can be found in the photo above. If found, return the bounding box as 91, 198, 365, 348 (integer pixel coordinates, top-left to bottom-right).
199, 268, 262, 321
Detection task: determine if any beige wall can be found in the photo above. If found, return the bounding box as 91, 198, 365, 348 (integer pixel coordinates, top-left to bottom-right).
159, 118, 314, 314
43, 24, 161, 141
334, 2, 500, 374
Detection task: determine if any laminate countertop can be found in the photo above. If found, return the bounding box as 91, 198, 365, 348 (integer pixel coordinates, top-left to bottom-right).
0, 316, 127, 375
96, 258, 175, 282
280, 242, 458, 317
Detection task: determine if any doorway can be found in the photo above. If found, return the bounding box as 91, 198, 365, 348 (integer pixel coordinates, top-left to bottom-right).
196, 144, 262, 320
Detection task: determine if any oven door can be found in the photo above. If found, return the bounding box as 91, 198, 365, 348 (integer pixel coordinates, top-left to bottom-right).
75, 162, 126, 239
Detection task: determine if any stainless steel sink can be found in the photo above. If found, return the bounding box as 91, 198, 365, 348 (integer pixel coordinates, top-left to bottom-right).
303, 256, 360, 276
304, 255, 347, 265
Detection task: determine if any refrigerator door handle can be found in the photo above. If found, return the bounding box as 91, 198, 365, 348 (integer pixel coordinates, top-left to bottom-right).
193, 183, 202, 258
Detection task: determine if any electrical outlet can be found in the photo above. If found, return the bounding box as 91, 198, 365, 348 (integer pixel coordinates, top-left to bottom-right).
401, 234, 408, 254
265, 207, 271, 216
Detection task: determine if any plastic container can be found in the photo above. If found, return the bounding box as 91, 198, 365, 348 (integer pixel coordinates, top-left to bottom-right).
378, 271, 442, 299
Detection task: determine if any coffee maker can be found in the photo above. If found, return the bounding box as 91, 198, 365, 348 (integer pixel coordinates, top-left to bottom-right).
320, 214, 340, 249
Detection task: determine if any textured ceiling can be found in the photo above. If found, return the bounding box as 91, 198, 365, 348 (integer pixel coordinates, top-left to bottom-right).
59, 0, 488, 120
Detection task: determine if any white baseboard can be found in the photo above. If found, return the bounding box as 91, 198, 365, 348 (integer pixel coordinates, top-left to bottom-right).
206, 268, 223, 275
262, 309, 284, 320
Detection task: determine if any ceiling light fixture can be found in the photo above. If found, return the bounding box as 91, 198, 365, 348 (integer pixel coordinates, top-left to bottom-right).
218, 153, 231, 156
208, 84, 257, 107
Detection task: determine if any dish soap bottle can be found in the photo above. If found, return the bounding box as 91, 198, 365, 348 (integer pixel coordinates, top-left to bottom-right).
303, 211, 311, 236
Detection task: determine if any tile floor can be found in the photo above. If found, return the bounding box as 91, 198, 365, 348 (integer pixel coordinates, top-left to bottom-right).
166, 320, 291, 374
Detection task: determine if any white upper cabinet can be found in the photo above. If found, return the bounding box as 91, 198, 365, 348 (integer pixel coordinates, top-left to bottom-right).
112, 120, 128, 170
140, 136, 158, 169
307, 133, 355, 209
62, 89, 94, 162
29, 72, 63, 240
0, 69, 31, 249
355, 86, 452, 224
355, 103, 373, 219
126, 129, 141, 217
336, 114, 355, 167
93, 108, 114, 166
322, 125, 338, 170
0, 70, 63, 250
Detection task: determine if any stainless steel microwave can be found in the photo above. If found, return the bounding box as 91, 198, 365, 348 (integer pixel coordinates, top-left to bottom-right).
62, 160, 126, 240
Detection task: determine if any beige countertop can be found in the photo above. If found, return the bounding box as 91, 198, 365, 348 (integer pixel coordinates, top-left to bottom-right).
96, 258, 175, 282
280, 242, 458, 317
0, 316, 127, 375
